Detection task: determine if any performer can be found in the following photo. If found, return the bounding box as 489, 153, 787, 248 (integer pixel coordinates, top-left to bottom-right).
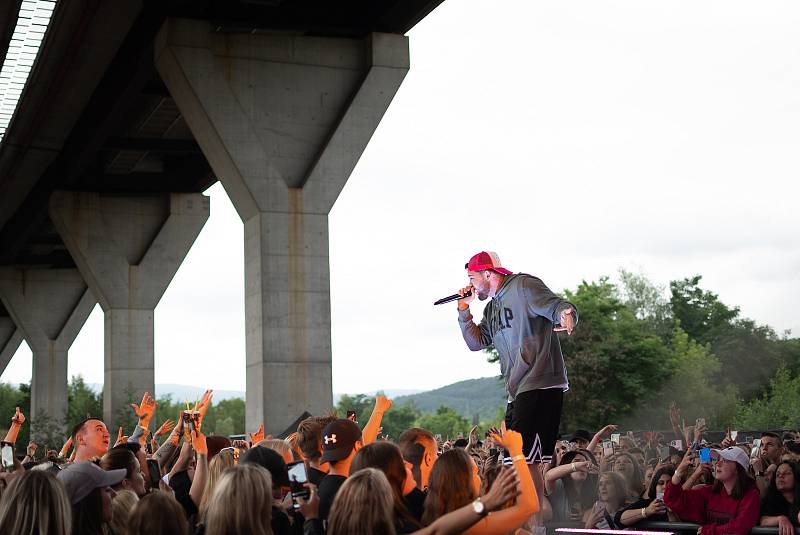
456, 251, 577, 528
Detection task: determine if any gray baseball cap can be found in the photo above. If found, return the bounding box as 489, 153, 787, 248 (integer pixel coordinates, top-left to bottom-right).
57, 461, 126, 504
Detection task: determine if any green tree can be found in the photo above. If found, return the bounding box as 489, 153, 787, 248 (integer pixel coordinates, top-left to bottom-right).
617, 268, 673, 340
559, 278, 673, 431
670, 275, 783, 399
625, 326, 739, 429
380, 403, 420, 440
734, 367, 800, 430
66, 375, 102, 432
416, 406, 469, 438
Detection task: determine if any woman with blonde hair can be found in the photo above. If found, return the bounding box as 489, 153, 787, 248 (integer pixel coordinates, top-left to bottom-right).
198, 448, 236, 520
204, 463, 274, 535
0, 470, 71, 535
109, 489, 138, 535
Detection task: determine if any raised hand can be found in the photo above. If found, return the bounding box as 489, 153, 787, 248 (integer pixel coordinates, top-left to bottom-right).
114, 427, 129, 448
131, 392, 157, 428
249, 423, 265, 445
490, 421, 524, 456
197, 390, 213, 422
155, 419, 175, 437
26, 441, 38, 458
481, 466, 521, 512
375, 395, 393, 414
11, 406, 25, 426
554, 307, 576, 335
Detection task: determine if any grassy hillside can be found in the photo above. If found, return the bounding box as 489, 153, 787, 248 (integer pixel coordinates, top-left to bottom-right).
394, 376, 507, 422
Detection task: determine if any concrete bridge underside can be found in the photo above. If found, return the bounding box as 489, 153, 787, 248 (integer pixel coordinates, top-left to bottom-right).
0, 0, 441, 434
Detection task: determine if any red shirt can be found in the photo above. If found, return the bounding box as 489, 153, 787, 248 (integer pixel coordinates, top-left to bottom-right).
663, 480, 760, 535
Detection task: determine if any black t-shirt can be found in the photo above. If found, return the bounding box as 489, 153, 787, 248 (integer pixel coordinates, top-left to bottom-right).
318, 474, 347, 521
761, 495, 799, 525
169, 470, 199, 519
403, 488, 426, 522
308, 466, 327, 487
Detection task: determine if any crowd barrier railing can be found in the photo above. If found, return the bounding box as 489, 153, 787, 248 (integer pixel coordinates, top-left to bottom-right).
545, 521, 800, 535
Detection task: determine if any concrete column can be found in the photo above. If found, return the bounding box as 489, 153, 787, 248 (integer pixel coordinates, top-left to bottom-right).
155, 19, 409, 434
0, 269, 95, 423
0, 315, 24, 375
49, 192, 209, 427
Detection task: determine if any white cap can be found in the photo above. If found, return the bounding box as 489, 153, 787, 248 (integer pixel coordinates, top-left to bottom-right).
711, 446, 749, 471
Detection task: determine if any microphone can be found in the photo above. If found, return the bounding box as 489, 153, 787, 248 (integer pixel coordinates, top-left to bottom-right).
434, 290, 472, 306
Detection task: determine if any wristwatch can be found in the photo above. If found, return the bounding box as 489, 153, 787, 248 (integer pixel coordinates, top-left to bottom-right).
472, 498, 487, 516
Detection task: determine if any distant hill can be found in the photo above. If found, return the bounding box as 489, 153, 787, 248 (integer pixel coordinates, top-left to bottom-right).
394, 376, 507, 422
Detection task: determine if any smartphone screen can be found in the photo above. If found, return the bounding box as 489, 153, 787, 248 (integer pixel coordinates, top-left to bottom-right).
1, 442, 13, 472
670, 439, 683, 450
346, 410, 357, 422
610, 433, 620, 445
699, 447, 711, 463
602, 440, 614, 457
288, 461, 308, 484
658, 446, 670, 459
730, 431, 739, 442
287, 461, 309, 508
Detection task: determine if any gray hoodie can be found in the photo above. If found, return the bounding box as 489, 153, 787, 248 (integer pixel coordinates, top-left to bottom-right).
458, 273, 578, 400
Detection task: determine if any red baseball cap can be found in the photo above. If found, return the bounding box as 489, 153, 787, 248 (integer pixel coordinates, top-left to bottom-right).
465, 251, 513, 275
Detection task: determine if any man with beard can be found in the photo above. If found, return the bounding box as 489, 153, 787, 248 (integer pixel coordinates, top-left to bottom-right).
456, 251, 577, 529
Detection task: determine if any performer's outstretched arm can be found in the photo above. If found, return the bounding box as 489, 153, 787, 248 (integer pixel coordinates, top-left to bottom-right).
521, 277, 579, 327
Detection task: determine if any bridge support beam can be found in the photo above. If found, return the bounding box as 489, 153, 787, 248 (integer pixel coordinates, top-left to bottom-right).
50, 191, 209, 427
0, 317, 23, 376
0, 269, 95, 425
156, 18, 409, 434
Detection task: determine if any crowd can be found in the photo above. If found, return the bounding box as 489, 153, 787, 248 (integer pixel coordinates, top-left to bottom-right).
0, 392, 799, 535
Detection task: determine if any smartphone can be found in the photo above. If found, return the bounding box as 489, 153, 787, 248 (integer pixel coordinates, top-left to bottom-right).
346, 410, 357, 422
610, 433, 620, 445
751, 438, 761, 458
147, 459, 161, 489
435, 434, 442, 442
658, 445, 670, 459
669, 439, 683, 450
730, 430, 739, 442
602, 440, 614, 457
699, 447, 711, 464
656, 491, 664, 501
287, 460, 310, 508
0, 441, 13, 472
696, 418, 706, 428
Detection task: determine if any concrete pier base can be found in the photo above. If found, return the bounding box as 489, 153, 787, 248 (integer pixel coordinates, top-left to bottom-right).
50, 191, 209, 427
156, 18, 410, 434
0, 269, 95, 423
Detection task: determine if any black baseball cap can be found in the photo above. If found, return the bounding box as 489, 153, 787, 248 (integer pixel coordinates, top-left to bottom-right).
320, 419, 362, 463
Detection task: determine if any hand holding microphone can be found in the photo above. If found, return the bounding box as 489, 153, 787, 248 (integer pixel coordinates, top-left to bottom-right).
433, 285, 475, 307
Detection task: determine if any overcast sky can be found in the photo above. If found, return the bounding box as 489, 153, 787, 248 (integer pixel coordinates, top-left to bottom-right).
2, 0, 799, 396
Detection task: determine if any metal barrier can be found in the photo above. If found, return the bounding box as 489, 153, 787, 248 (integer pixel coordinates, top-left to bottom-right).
545, 521, 799, 535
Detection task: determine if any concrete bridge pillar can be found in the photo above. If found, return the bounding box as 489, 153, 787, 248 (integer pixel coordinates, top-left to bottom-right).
50, 192, 209, 427
0, 269, 95, 424
155, 19, 409, 434
0, 316, 23, 376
